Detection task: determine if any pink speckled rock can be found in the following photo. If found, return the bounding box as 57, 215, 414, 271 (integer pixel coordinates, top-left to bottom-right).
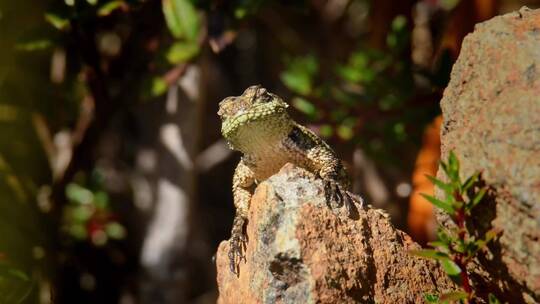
439, 7, 540, 303
216, 164, 454, 303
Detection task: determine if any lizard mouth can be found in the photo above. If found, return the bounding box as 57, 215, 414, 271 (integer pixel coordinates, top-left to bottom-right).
221, 103, 288, 138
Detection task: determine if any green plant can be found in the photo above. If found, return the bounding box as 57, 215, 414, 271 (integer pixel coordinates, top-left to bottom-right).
63, 172, 126, 246
411, 151, 501, 303
279, 15, 432, 164
0, 255, 33, 304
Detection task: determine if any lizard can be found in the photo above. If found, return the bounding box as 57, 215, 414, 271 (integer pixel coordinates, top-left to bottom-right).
218, 85, 363, 274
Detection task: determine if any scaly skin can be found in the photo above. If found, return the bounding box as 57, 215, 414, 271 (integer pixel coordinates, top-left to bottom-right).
218, 85, 362, 274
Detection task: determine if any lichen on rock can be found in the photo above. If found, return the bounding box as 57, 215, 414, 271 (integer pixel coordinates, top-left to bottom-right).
216, 164, 454, 304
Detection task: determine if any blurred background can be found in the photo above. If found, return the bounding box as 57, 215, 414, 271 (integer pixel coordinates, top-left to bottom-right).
0, 0, 537, 303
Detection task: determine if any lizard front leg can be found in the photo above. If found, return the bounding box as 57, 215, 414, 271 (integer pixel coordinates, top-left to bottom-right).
308, 146, 362, 215
229, 159, 255, 274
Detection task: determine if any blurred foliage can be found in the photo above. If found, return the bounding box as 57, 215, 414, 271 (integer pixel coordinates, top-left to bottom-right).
279, 14, 423, 162
0, 0, 512, 302
63, 171, 126, 246
281, 54, 319, 97
0, 0, 448, 301
163, 0, 200, 41
0, 257, 33, 304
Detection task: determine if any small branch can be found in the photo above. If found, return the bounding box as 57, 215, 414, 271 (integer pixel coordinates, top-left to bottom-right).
163, 63, 188, 86
31, 113, 56, 170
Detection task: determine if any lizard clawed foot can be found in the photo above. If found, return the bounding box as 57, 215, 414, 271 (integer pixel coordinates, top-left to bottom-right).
228, 215, 248, 275
324, 179, 344, 208
324, 179, 363, 219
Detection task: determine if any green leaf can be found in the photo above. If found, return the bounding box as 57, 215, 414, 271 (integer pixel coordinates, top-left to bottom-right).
461, 172, 479, 192
439, 161, 449, 178
391, 15, 407, 31
280, 55, 318, 95
464, 242, 480, 258
337, 125, 354, 140
488, 293, 501, 304
234, 7, 247, 19
66, 183, 93, 205
393, 122, 407, 141
475, 228, 500, 250
469, 188, 486, 210
72, 206, 92, 222
162, 0, 200, 41
448, 151, 459, 170
453, 200, 465, 211
421, 193, 455, 214
319, 124, 333, 138
336, 51, 377, 84
93, 191, 109, 209
439, 291, 468, 301
453, 238, 466, 254
426, 175, 453, 195
409, 249, 450, 260
15, 39, 52, 51
68, 224, 88, 240
336, 65, 375, 84
106, 222, 126, 239
437, 228, 454, 245
387, 15, 408, 50
440, 258, 461, 276
439, 0, 460, 11
349, 51, 369, 68
424, 293, 439, 303
281, 73, 311, 95
292, 97, 316, 116
44, 13, 70, 30
151, 77, 168, 96
7, 269, 29, 281
0, 264, 29, 282
428, 241, 449, 252
447, 151, 460, 183
166, 41, 200, 64
484, 228, 500, 242
0, 272, 33, 304
98, 1, 124, 17
0, 263, 33, 304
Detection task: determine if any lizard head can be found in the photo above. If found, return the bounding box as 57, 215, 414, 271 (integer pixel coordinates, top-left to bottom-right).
218, 85, 290, 144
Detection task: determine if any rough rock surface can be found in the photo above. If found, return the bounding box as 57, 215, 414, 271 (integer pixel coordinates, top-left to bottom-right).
216, 164, 454, 303
439, 7, 540, 303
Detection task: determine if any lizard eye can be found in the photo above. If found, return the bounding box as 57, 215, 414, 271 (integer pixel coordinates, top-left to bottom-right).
257, 91, 273, 103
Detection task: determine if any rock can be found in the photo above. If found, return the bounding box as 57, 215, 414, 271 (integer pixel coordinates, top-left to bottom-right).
439, 7, 540, 303
216, 164, 454, 304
